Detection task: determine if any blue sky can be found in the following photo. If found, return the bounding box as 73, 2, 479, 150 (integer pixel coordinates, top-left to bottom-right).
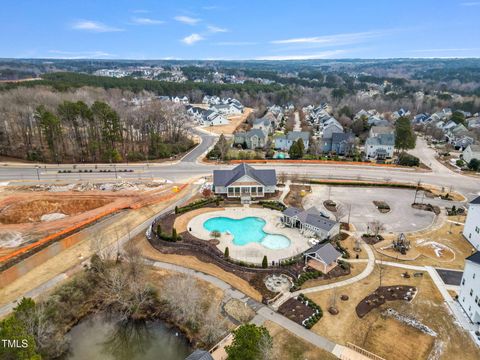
0, 0, 479, 60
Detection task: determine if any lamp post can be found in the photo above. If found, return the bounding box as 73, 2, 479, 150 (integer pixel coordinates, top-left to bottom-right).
35, 166, 40, 181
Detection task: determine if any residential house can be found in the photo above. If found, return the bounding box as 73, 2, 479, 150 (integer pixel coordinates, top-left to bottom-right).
367, 115, 390, 127
412, 113, 430, 124
392, 108, 410, 120
304, 243, 343, 274
463, 145, 480, 164
369, 126, 395, 138
212, 103, 243, 115
213, 163, 276, 199
365, 133, 395, 160
252, 118, 273, 134
454, 136, 474, 150
467, 117, 480, 130
458, 252, 480, 331
233, 129, 268, 149
463, 196, 480, 250
331, 132, 355, 155
354, 109, 375, 120
172, 96, 189, 104
282, 206, 340, 240
321, 121, 344, 152
185, 350, 214, 360
200, 110, 229, 127
275, 131, 310, 151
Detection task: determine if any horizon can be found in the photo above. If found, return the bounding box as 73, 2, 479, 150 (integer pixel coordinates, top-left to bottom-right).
1, 0, 480, 60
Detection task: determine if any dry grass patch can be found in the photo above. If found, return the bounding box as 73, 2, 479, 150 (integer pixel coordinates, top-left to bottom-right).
378, 217, 474, 269
308, 266, 480, 360
223, 299, 255, 323
264, 320, 338, 360
135, 236, 262, 301
341, 235, 369, 260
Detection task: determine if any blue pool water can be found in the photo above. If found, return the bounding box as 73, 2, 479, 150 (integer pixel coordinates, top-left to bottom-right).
203, 216, 291, 250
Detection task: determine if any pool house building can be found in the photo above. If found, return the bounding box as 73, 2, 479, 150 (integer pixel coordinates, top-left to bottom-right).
281, 207, 340, 240
213, 163, 277, 201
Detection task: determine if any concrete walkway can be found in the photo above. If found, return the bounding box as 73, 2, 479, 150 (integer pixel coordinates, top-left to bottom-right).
279, 179, 291, 203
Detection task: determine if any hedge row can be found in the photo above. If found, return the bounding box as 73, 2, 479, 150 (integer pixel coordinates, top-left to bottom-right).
258, 200, 287, 211
298, 293, 323, 328
292, 270, 322, 290
175, 197, 220, 214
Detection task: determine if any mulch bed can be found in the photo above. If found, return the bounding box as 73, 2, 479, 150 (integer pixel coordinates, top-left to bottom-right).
373, 200, 391, 213
278, 298, 315, 325
412, 203, 441, 215
361, 234, 384, 245
323, 200, 337, 212
355, 285, 417, 318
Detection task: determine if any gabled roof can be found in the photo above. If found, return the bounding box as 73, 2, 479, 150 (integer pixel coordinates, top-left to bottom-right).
366, 133, 395, 146
466, 252, 480, 265
306, 243, 342, 264
213, 163, 276, 187
282, 207, 302, 217
332, 132, 354, 145
185, 350, 214, 360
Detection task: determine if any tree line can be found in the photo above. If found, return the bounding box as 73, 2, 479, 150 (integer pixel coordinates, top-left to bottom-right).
0, 87, 194, 163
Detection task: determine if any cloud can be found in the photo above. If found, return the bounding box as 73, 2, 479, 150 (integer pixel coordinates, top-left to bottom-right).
174, 16, 200, 25
207, 25, 228, 33
48, 50, 114, 59
255, 50, 347, 60
71, 20, 123, 32
216, 41, 257, 46
182, 33, 204, 45
132, 17, 164, 25
271, 31, 383, 47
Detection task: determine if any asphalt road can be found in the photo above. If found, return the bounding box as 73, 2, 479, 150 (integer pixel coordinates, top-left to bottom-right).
0, 129, 479, 199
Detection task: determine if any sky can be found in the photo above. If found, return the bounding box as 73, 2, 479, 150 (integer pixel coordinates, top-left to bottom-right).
0, 0, 479, 60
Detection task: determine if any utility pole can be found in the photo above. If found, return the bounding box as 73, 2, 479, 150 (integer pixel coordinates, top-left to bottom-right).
114, 164, 118, 179
35, 166, 40, 181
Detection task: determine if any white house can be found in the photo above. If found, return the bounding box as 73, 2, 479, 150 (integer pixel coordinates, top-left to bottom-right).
463, 145, 480, 164
365, 133, 395, 160
212, 103, 243, 115
213, 163, 276, 199
459, 252, 480, 330
275, 131, 310, 151
463, 196, 480, 250
200, 110, 229, 127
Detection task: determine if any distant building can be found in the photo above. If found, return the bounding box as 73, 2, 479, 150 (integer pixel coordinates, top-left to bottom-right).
275, 131, 310, 151
365, 133, 395, 160
282, 207, 340, 240
458, 252, 480, 329
213, 163, 276, 199
463, 145, 480, 164
321, 122, 344, 152
463, 196, 480, 250
233, 129, 268, 149
331, 132, 355, 155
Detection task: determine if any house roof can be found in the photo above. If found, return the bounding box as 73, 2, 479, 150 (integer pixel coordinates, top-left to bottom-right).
286, 131, 310, 141
185, 350, 213, 360
282, 207, 302, 217
470, 196, 480, 205
365, 133, 395, 146
370, 126, 394, 135
303, 213, 338, 231
466, 144, 480, 154
331, 132, 353, 145
306, 243, 342, 264
466, 252, 480, 265
213, 163, 276, 187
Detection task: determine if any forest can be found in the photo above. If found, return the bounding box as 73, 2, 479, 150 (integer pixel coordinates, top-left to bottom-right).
0, 86, 195, 163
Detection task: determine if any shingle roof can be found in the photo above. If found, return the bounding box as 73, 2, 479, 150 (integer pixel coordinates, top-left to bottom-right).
213, 163, 276, 187
466, 252, 480, 265
304, 213, 338, 231
331, 132, 353, 145
306, 243, 342, 264
282, 207, 302, 217
286, 131, 310, 141
366, 133, 395, 146
470, 196, 480, 205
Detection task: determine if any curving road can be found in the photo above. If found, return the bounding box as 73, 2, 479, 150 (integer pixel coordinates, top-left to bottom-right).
0, 128, 478, 199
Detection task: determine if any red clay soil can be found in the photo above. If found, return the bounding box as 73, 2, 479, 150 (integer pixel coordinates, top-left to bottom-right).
356, 285, 417, 318
278, 298, 315, 325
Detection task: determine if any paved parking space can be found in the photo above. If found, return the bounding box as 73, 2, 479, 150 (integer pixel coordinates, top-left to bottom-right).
303, 186, 453, 233
436, 268, 464, 286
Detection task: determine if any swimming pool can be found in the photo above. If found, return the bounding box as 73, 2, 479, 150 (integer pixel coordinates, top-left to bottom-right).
203, 216, 291, 250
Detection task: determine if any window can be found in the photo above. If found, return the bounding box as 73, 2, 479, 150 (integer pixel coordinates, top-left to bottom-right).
474, 273, 476, 279
470, 289, 473, 296
462, 278, 465, 285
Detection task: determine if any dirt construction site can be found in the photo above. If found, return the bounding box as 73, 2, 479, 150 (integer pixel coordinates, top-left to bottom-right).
0, 180, 179, 264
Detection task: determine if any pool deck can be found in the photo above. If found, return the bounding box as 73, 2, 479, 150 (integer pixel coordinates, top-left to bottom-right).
187, 207, 311, 264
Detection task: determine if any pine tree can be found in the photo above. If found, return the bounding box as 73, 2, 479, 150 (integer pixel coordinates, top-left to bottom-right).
262, 255, 268, 268
224, 247, 229, 258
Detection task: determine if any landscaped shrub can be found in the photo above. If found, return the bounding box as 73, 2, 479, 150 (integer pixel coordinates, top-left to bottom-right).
176, 197, 221, 214
258, 200, 286, 211
262, 256, 268, 268
309, 180, 418, 189
224, 247, 229, 258
298, 293, 323, 328
397, 152, 420, 167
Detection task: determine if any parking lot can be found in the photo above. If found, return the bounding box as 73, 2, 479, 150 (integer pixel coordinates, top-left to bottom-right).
303, 185, 455, 233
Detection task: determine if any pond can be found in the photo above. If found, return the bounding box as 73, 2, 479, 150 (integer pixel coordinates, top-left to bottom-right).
65, 314, 192, 360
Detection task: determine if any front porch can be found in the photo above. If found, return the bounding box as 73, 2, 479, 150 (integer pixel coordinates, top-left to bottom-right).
227, 185, 264, 198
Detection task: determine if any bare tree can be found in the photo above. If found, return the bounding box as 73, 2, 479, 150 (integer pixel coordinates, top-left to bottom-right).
368, 220, 385, 238
333, 203, 347, 222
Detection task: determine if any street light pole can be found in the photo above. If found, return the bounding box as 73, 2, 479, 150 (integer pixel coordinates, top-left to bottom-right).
35, 166, 40, 181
